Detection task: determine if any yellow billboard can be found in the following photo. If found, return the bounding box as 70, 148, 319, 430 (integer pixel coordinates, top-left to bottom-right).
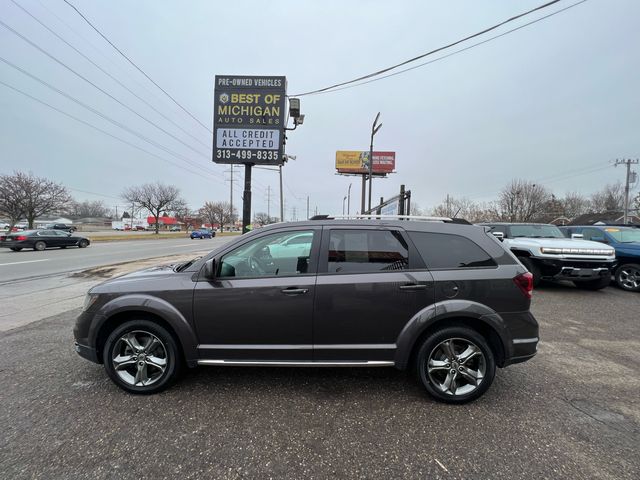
335, 151, 396, 174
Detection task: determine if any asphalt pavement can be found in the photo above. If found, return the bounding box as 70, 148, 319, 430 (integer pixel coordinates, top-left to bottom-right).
0, 283, 638, 479
0, 236, 232, 282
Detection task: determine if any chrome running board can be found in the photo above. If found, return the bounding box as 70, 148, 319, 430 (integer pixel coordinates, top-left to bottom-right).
197, 360, 394, 367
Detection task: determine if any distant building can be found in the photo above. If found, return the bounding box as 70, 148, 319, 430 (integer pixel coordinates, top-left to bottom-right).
568, 212, 640, 226
147, 216, 180, 230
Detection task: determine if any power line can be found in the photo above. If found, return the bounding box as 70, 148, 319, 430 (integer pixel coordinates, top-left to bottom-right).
292, 0, 565, 96
61, 0, 212, 133
9, 0, 211, 151
0, 79, 227, 187
303, 0, 588, 96
0, 55, 219, 180
0, 18, 210, 159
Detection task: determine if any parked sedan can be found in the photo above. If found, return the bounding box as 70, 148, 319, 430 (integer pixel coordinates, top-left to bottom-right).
0, 230, 90, 251
190, 228, 215, 239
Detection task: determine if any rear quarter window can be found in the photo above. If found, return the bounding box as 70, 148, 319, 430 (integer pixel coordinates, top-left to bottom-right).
408, 232, 496, 270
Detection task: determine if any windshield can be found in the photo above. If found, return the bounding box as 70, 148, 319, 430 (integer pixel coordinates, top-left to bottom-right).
508, 224, 564, 239
604, 228, 640, 243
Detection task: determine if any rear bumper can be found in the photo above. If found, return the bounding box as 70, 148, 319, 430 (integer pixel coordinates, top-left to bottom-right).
490, 311, 539, 367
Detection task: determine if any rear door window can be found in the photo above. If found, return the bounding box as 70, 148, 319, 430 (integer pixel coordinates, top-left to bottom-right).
327, 229, 409, 273
409, 232, 496, 269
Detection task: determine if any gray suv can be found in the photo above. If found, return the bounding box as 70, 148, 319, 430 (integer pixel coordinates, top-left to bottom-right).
74, 217, 538, 403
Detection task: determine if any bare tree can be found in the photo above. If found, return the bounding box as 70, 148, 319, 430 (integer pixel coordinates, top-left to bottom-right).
253, 212, 276, 227
122, 182, 183, 234
431, 196, 490, 223
3, 172, 71, 228
199, 201, 234, 230
589, 182, 624, 213
561, 192, 589, 219
497, 179, 550, 222
68, 199, 110, 219
0, 172, 27, 230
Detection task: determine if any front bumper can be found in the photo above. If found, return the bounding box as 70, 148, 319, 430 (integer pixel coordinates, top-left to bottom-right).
535, 258, 615, 282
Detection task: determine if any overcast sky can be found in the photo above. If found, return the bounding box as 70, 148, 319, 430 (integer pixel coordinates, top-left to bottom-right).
1, 0, 639, 219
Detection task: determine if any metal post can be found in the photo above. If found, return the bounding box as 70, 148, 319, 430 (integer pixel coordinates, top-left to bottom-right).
242, 164, 253, 233
347, 183, 352, 215
399, 185, 405, 216
377, 196, 383, 215
624, 161, 631, 224
306, 196, 310, 219
279, 164, 284, 222
368, 147, 373, 211
360, 174, 366, 214
229, 164, 233, 231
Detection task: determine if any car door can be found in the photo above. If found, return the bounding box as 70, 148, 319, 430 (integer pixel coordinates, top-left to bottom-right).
581, 227, 608, 244
312, 226, 435, 362
193, 226, 321, 361
37, 230, 58, 247
57, 230, 75, 246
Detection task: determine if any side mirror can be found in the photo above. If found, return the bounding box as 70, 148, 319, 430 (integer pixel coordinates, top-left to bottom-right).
203, 258, 216, 280
491, 231, 504, 241
571, 233, 584, 239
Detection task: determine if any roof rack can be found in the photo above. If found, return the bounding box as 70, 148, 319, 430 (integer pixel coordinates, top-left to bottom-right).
309, 214, 471, 225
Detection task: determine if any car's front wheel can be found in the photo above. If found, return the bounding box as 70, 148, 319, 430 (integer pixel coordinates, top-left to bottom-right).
102, 320, 181, 394
34, 241, 46, 251
416, 327, 496, 404
615, 263, 640, 292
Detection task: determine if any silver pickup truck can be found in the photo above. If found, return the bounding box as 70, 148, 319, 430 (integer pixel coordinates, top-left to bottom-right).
480, 223, 616, 290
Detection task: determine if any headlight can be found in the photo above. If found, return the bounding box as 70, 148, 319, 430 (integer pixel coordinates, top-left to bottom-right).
540, 247, 615, 255
82, 293, 99, 311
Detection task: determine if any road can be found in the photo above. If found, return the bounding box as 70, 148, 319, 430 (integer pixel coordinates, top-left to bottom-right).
0, 283, 638, 479
0, 236, 232, 282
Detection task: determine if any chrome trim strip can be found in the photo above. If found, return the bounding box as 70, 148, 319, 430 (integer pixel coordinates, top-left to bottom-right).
313, 344, 396, 350
198, 344, 313, 350
198, 344, 396, 350
512, 337, 539, 344
197, 360, 395, 367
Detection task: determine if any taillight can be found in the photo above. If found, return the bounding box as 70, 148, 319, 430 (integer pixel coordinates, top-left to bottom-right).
15, 235, 28, 241
513, 272, 533, 299
0, 236, 5, 241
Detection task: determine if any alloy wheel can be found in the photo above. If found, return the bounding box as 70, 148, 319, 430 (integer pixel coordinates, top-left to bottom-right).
426, 338, 486, 396
111, 330, 168, 387
618, 266, 640, 290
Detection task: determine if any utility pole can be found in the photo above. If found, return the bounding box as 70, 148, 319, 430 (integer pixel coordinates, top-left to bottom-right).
292, 206, 297, 222
347, 183, 352, 215
615, 158, 639, 223
368, 112, 382, 212
242, 164, 252, 234
266, 185, 271, 220
279, 164, 284, 222
306, 196, 310, 219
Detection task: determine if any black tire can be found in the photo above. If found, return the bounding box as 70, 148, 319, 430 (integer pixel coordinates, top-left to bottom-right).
78, 239, 89, 248
416, 326, 496, 404
10, 247, 21, 251
614, 263, 640, 292
573, 276, 611, 290
102, 319, 181, 394
34, 241, 46, 251
518, 257, 541, 287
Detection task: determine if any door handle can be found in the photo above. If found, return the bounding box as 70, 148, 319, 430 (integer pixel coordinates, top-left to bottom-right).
399, 284, 427, 291
281, 288, 309, 295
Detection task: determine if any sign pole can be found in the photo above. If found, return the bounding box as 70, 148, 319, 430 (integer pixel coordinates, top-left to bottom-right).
242, 164, 253, 233
360, 174, 366, 214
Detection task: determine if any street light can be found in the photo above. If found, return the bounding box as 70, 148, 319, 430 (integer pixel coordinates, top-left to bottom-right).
342, 196, 347, 215
368, 112, 382, 211
347, 183, 352, 215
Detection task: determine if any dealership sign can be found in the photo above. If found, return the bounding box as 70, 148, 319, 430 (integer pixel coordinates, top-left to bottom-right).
213, 75, 286, 165
335, 151, 396, 174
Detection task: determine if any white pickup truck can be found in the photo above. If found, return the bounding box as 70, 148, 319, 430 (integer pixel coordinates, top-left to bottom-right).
481, 223, 616, 290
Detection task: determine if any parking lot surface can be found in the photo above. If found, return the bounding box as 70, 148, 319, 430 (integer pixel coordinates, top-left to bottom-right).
1, 284, 638, 479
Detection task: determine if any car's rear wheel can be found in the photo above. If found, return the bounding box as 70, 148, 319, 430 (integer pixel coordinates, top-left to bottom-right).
615, 263, 640, 292
573, 276, 611, 290
34, 241, 46, 251
10, 247, 21, 251
102, 320, 181, 394
416, 327, 495, 404
78, 239, 89, 248
518, 257, 541, 287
